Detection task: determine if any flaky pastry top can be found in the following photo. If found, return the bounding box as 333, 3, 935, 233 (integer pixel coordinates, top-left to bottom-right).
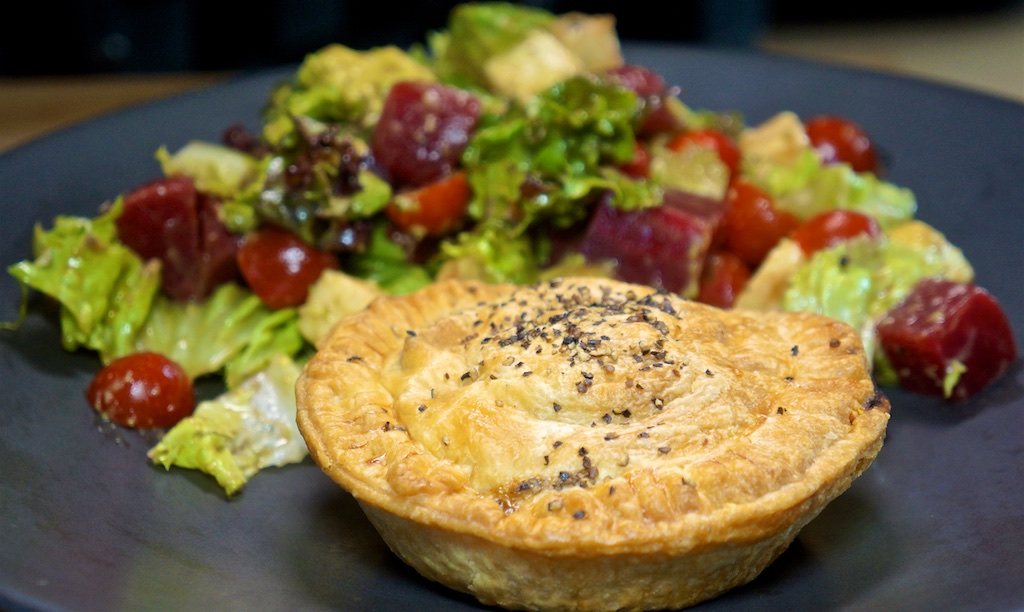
297, 277, 889, 554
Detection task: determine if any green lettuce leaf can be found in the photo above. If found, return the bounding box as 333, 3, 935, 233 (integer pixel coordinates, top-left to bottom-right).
7, 200, 161, 361
744, 147, 822, 197
148, 355, 307, 496
134, 283, 305, 388
327, 168, 393, 219
439, 222, 543, 284
462, 73, 651, 230
648, 142, 730, 200
769, 157, 917, 228
345, 223, 434, 295
223, 150, 387, 249
783, 234, 972, 362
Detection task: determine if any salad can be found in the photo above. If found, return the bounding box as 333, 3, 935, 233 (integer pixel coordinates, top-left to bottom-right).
5, 3, 1017, 496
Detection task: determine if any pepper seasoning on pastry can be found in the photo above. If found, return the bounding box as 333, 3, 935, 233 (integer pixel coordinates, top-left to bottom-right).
296, 277, 890, 611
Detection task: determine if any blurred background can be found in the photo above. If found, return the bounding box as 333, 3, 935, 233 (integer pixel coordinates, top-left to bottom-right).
3, 1, 1022, 76
1, 1, 1021, 151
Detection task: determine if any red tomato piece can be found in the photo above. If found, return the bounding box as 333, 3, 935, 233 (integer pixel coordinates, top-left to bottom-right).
790, 209, 882, 256
386, 171, 472, 237
697, 251, 751, 309
237, 227, 338, 309
720, 179, 800, 267
668, 128, 742, 178
86, 352, 194, 429
877, 278, 1018, 401
804, 115, 881, 174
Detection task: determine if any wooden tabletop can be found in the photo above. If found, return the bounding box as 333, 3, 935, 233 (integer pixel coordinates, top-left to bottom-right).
0, 73, 231, 154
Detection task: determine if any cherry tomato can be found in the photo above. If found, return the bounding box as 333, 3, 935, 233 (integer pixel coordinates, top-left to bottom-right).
697, 251, 751, 309
86, 352, 194, 429
386, 171, 471, 237
790, 209, 883, 256
617, 141, 651, 179
668, 128, 741, 178
237, 227, 338, 309
720, 179, 800, 267
804, 115, 881, 174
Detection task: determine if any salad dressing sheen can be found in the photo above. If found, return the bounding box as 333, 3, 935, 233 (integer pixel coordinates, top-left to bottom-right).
5, 2, 1016, 496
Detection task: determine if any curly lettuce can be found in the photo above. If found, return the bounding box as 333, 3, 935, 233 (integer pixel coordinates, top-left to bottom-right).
783, 229, 973, 362
7, 203, 305, 386
345, 222, 434, 295
134, 283, 304, 388
740, 111, 916, 228
223, 150, 391, 250
148, 355, 307, 496
439, 223, 543, 284
7, 200, 161, 361
462, 73, 658, 231
776, 161, 917, 229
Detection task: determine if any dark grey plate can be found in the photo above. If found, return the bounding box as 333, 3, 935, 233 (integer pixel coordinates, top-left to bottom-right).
1, 43, 1022, 611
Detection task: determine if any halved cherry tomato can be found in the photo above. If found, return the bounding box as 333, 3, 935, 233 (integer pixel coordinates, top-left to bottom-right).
697, 250, 751, 309
237, 227, 339, 309
720, 179, 800, 267
790, 209, 883, 256
617, 141, 651, 179
86, 352, 194, 429
386, 171, 471, 237
804, 115, 881, 174
668, 128, 741, 178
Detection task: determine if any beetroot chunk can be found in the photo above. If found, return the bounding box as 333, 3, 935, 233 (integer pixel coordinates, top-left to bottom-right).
371, 81, 482, 188
579, 190, 726, 298
116, 176, 241, 301
604, 64, 682, 137
877, 278, 1018, 401
195, 194, 244, 295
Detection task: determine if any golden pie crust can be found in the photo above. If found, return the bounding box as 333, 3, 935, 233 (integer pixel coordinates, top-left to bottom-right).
296, 277, 890, 611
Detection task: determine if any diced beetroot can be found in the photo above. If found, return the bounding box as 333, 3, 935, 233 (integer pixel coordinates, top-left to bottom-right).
196, 194, 243, 294
117, 177, 196, 264
876, 278, 1018, 401
604, 64, 682, 137
579, 190, 726, 298
116, 176, 241, 301
371, 81, 482, 188
605, 64, 667, 97
541, 225, 587, 269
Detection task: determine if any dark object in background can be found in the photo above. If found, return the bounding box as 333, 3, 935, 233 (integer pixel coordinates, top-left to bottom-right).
0, 0, 1020, 76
